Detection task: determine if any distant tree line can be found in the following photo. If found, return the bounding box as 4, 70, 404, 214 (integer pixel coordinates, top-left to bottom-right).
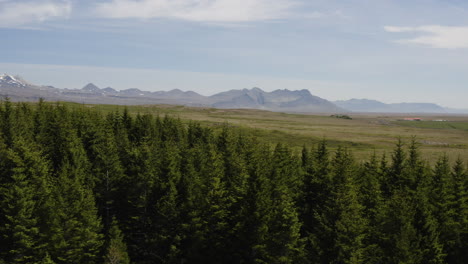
0, 99, 466, 263
330, 114, 352, 120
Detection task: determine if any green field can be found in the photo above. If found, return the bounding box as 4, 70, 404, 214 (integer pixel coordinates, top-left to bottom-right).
394, 120, 468, 130
64, 102, 468, 163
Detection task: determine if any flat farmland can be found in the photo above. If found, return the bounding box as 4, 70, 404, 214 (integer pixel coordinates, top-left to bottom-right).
77, 103, 468, 163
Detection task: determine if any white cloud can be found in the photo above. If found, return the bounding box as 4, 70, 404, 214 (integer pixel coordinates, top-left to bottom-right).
94, 0, 296, 22
384, 25, 468, 49
0, 0, 71, 28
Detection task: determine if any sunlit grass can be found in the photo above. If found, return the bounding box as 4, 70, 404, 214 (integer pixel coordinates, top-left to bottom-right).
56, 101, 468, 163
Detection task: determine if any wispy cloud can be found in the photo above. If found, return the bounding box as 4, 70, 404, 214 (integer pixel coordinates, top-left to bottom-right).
94, 0, 297, 23
385, 25, 468, 49
0, 0, 71, 28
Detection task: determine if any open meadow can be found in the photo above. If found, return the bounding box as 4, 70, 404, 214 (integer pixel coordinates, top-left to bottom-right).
72, 102, 468, 163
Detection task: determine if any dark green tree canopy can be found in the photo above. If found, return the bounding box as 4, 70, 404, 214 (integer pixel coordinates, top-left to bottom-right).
0, 100, 466, 264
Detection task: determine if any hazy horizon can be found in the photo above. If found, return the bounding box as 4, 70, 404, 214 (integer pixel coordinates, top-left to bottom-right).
1, 0, 468, 108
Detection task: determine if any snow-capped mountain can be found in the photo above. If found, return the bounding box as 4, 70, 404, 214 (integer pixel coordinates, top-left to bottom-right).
0, 74, 29, 88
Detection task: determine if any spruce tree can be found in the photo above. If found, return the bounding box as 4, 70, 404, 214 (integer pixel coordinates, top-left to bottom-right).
357, 153, 382, 224
118, 143, 155, 263
104, 218, 130, 264
78, 114, 125, 230
329, 147, 367, 264
144, 141, 183, 263
215, 125, 249, 259
376, 190, 423, 264
46, 163, 103, 264
407, 138, 425, 191
194, 146, 231, 263
39, 253, 56, 264
444, 158, 468, 263
334, 180, 367, 264
300, 140, 333, 262
177, 143, 205, 262
0, 98, 13, 146
240, 142, 273, 263
385, 139, 407, 196
264, 144, 304, 263
0, 146, 40, 263
0, 138, 52, 263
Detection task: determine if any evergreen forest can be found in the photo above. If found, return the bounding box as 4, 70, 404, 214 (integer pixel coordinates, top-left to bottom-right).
0, 100, 467, 264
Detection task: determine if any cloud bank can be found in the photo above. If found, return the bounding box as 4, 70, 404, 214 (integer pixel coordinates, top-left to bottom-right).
0, 0, 71, 28
94, 0, 296, 22
385, 25, 468, 49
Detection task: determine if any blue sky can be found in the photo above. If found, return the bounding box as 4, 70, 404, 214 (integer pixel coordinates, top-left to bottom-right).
1, 0, 468, 108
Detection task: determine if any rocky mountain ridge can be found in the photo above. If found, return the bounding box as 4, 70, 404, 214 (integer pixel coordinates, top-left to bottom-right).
1, 74, 465, 114
334, 98, 454, 114
0, 74, 343, 113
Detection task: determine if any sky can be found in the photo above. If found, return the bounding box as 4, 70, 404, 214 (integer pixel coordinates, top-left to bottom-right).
1, 0, 468, 108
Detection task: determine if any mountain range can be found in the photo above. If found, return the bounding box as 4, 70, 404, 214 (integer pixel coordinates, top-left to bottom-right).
0, 73, 466, 114
333, 99, 452, 113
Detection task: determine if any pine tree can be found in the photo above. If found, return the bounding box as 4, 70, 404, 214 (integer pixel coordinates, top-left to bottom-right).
385, 139, 407, 195
78, 113, 125, 230
133, 113, 157, 144
118, 143, 155, 263
334, 181, 367, 264
357, 153, 382, 223
404, 140, 444, 263
177, 143, 205, 262
298, 145, 314, 253
39, 253, 56, 264
106, 111, 132, 172
415, 155, 450, 263
265, 189, 304, 264
300, 140, 333, 262
329, 147, 367, 264
0, 138, 52, 263
3, 100, 468, 264
376, 190, 423, 264
34, 104, 92, 181
144, 141, 183, 263
239, 142, 273, 263
444, 158, 468, 263
193, 146, 231, 263
215, 125, 249, 259
0, 98, 14, 146
407, 138, 425, 191
105, 218, 130, 264
264, 144, 304, 263
0, 146, 40, 263
46, 163, 103, 264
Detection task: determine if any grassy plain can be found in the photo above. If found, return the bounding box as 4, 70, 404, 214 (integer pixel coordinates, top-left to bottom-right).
69, 102, 468, 163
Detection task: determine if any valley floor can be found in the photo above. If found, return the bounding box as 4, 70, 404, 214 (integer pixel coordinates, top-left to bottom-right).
75, 102, 468, 163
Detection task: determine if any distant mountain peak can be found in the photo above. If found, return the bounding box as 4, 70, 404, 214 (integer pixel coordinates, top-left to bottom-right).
167, 89, 184, 95
335, 98, 447, 113
298, 89, 312, 96
124, 88, 142, 92
210, 87, 342, 113
82, 83, 101, 92
0, 74, 28, 87
102, 87, 118, 94
271, 88, 291, 93
251, 87, 263, 92
119, 88, 145, 96
1, 73, 464, 114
